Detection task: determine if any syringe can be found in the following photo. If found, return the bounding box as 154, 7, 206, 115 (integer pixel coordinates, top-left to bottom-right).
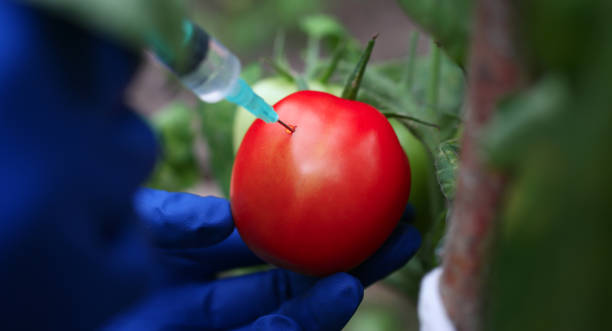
151, 21, 294, 132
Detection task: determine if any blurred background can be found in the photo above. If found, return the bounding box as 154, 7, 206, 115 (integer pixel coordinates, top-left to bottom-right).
127, 0, 432, 117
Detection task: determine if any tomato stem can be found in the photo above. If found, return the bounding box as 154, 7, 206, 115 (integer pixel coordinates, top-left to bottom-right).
261, 58, 296, 83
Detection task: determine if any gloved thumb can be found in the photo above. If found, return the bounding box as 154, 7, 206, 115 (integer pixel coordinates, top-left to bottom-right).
134, 188, 234, 249
275, 273, 363, 331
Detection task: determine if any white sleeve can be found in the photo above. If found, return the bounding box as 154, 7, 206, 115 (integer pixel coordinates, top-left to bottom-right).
418, 267, 456, 331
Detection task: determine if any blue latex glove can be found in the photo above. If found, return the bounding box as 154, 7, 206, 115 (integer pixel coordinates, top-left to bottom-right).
0, 2, 421, 330
0, 2, 160, 329
105, 188, 421, 330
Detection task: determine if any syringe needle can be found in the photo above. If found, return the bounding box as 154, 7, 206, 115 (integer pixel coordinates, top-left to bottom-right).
278, 119, 295, 133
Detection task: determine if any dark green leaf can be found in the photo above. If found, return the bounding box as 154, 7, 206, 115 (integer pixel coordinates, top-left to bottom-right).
341, 35, 378, 100
397, 0, 473, 66
483, 76, 569, 166
319, 42, 345, 84
434, 139, 460, 201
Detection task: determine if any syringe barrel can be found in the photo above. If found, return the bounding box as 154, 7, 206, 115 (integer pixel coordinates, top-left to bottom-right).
153, 21, 241, 103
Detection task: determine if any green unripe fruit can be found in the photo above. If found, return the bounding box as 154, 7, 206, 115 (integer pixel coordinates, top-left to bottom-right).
390, 119, 433, 231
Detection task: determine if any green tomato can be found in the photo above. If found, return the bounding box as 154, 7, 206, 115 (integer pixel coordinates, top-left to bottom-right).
389, 119, 433, 231
232, 77, 341, 153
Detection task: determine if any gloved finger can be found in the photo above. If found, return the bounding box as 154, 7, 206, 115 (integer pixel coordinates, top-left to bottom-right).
350, 222, 421, 287
158, 229, 263, 279
233, 314, 301, 331
269, 273, 363, 331
161, 220, 421, 280
157, 207, 419, 279
200, 269, 318, 327
401, 204, 416, 223
103, 269, 316, 330
134, 188, 234, 249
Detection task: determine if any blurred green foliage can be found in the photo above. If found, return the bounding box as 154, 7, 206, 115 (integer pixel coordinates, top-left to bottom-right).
189, 0, 324, 57
147, 102, 199, 191
434, 139, 460, 201
397, 0, 473, 66
484, 1, 612, 330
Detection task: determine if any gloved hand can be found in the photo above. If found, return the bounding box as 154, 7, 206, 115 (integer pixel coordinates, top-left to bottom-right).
104, 188, 421, 330
1, 2, 161, 329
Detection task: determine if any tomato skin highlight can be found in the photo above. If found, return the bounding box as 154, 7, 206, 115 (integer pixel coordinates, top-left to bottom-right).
230, 91, 411, 276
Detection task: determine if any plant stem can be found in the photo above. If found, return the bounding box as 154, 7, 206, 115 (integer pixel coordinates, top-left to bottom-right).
304, 35, 320, 80
439, 1, 524, 330
401, 31, 420, 90
273, 30, 286, 64
320, 42, 345, 84
261, 58, 295, 83
426, 41, 441, 112
295, 76, 310, 91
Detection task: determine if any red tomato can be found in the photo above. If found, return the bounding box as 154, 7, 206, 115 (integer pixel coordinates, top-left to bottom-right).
230, 91, 411, 276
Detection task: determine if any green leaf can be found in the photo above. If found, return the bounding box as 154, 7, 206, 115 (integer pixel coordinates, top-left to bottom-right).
434, 139, 460, 201
319, 42, 345, 84
304, 35, 320, 80
483, 76, 569, 167
397, 0, 473, 66
299, 14, 347, 40
400, 31, 420, 90
341, 35, 378, 100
